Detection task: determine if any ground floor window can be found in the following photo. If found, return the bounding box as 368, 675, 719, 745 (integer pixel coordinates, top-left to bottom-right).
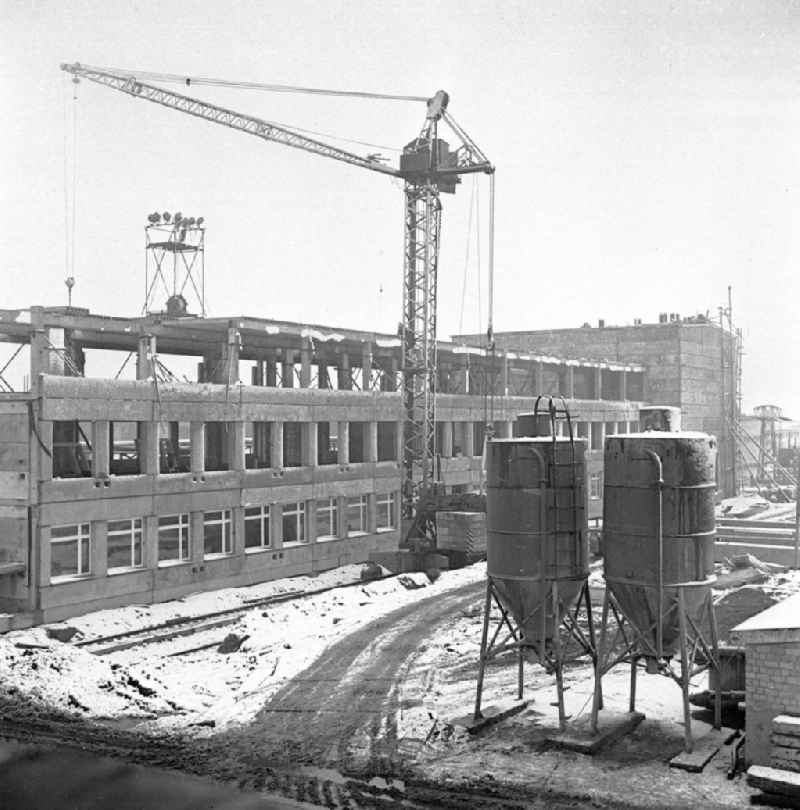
376, 493, 396, 532
346, 495, 368, 536
316, 497, 338, 541
244, 505, 270, 550
282, 501, 306, 545
204, 509, 233, 557
107, 518, 143, 571
158, 513, 190, 564
50, 523, 91, 580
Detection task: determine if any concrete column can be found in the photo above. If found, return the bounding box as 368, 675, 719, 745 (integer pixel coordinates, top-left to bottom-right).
501, 353, 509, 396
137, 335, 155, 379
220, 327, 241, 385
367, 493, 377, 534
139, 422, 160, 475
191, 512, 204, 563
40, 526, 52, 586
337, 496, 346, 538
270, 420, 284, 468
501, 420, 514, 438
300, 338, 312, 388
281, 351, 294, 388
361, 344, 373, 391
92, 521, 108, 578
338, 352, 350, 390
440, 421, 454, 457
37, 420, 53, 482
251, 361, 263, 386
535, 361, 545, 394
143, 515, 159, 569
338, 421, 350, 466
230, 422, 245, 471
594, 367, 603, 400
318, 359, 329, 389
272, 505, 284, 550
232, 506, 245, 556
190, 421, 205, 474
620, 370, 628, 401
265, 358, 277, 387
464, 422, 475, 456
93, 420, 110, 478
303, 422, 318, 467
395, 419, 404, 464
365, 421, 378, 463
566, 365, 575, 399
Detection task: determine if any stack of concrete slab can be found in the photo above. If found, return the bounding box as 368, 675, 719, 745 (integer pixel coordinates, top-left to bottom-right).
436, 511, 487, 557
772, 715, 800, 773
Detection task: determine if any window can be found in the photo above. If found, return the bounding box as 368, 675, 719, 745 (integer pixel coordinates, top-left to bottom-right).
346, 495, 368, 536
205, 422, 231, 472
158, 513, 190, 564
244, 505, 270, 550
376, 493, 396, 532
377, 422, 396, 462
317, 421, 338, 465
348, 422, 365, 463
107, 518, 143, 572
245, 421, 271, 469
159, 421, 190, 473
629, 420, 640, 433
52, 420, 92, 478
282, 501, 306, 545
204, 509, 233, 557
590, 473, 602, 500
591, 423, 604, 451
51, 523, 91, 580
283, 423, 302, 467
110, 421, 141, 475
316, 497, 338, 541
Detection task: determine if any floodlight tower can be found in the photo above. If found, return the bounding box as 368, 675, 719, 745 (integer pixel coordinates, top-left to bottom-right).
144, 210, 206, 316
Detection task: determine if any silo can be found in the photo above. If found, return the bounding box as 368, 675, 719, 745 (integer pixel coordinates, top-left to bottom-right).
591, 430, 721, 753
474, 420, 595, 731
486, 437, 588, 640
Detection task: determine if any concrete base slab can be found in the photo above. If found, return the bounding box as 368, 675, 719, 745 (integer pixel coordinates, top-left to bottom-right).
450, 700, 530, 734
669, 726, 738, 772
546, 710, 645, 754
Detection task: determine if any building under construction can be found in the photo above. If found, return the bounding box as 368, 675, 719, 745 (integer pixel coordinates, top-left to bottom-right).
0, 304, 646, 625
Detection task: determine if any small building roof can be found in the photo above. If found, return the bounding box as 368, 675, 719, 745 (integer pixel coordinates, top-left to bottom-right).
731, 590, 800, 644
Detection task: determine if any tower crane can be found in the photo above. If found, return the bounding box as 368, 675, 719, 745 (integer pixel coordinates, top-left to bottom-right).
59, 62, 494, 526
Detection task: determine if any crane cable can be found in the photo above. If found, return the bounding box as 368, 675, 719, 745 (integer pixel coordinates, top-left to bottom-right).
63, 75, 79, 287
77, 64, 429, 103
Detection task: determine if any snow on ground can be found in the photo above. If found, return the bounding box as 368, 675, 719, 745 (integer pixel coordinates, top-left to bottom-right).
0, 563, 487, 733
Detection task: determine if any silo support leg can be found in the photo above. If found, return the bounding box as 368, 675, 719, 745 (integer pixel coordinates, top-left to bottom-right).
473, 579, 494, 723
629, 656, 638, 713
591, 591, 610, 734
707, 592, 722, 731
517, 631, 524, 701
677, 588, 694, 754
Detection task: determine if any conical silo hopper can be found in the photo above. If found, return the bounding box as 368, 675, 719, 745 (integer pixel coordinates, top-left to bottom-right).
486, 437, 589, 641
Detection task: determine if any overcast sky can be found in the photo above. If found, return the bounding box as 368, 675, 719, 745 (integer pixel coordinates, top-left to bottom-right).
2, 1, 798, 416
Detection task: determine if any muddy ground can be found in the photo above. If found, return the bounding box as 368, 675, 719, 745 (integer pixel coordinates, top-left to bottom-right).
0, 569, 769, 809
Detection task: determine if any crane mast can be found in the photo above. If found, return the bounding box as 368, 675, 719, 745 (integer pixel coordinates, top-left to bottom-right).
59, 62, 493, 524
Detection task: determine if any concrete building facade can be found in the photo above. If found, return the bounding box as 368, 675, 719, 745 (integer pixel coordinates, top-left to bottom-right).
459, 315, 740, 495
0, 306, 643, 625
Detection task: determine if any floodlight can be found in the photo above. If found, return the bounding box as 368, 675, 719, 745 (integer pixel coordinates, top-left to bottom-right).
187, 217, 196, 227
163, 211, 171, 222
197, 217, 205, 226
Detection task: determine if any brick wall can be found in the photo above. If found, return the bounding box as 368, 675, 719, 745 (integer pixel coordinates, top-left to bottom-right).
744, 640, 800, 765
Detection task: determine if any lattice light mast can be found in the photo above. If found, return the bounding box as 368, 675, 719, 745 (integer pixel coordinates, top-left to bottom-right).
60, 62, 494, 523
144, 210, 206, 316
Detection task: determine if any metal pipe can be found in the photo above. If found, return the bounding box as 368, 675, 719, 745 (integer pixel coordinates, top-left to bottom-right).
795, 454, 800, 570
645, 450, 664, 658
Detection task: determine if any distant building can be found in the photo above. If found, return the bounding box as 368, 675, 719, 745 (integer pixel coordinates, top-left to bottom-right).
457, 314, 741, 496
